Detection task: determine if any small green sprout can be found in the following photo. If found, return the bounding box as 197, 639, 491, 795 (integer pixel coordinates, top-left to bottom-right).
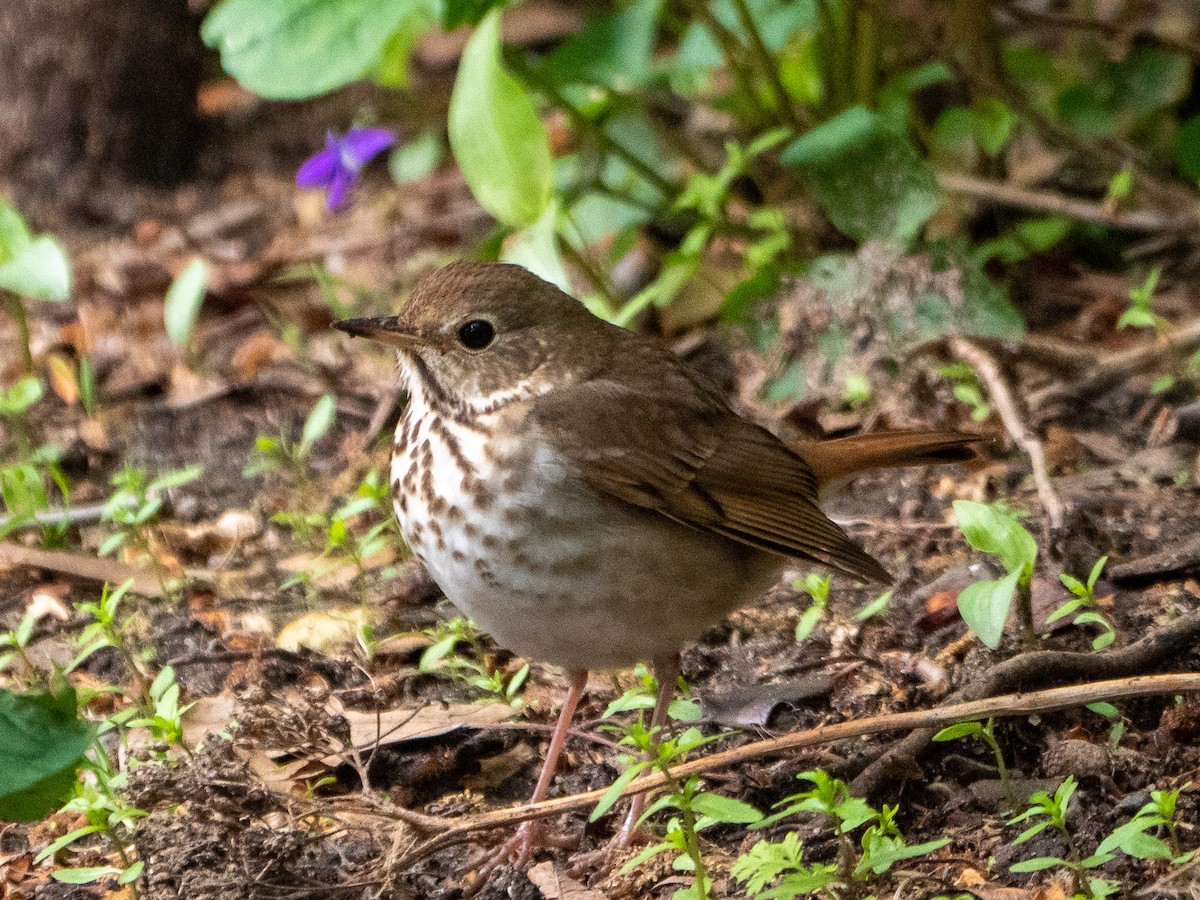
245, 393, 337, 479
1051, 557, 1116, 650
794, 573, 831, 642
1117, 267, 1167, 334
954, 500, 1038, 648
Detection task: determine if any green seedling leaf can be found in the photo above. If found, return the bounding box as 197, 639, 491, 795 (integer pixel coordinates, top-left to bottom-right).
0, 377, 44, 417
954, 500, 1037, 577
301, 394, 337, 449
389, 131, 443, 183
691, 792, 762, 824
53, 867, 124, 884
956, 568, 1020, 649
202, 0, 432, 100
591, 760, 650, 821
1096, 820, 1173, 860
164, 258, 209, 347
973, 98, 1017, 156
0, 685, 94, 822
0, 236, 71, 302
1009, 856, 1065, 873
448, 8, 552, 228
933, 722, 984, 742
1087, 701, 1120, 719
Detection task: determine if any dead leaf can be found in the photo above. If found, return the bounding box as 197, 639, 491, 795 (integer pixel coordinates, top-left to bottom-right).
181, 694, 238, 746
0, 543, 162, 597
45, 353, 79, 405
231, 328, 292, 381
276, 608, 368, 654
527, 861, 610, 900
332, 700, 517, 762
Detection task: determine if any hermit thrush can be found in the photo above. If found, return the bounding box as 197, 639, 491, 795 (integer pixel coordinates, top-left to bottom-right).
335, 261, 976, 876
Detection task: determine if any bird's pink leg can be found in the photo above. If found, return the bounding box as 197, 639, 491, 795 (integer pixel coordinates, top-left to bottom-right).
465, 670, 589, 893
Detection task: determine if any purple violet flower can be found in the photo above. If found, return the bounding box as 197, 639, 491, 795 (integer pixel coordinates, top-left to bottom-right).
296, 127, 397, 211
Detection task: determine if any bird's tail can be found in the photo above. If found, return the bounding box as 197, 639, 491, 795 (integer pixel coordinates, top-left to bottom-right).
799, 430, 984, 489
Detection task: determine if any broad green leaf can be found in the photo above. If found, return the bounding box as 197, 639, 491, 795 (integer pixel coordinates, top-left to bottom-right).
973, 98, 1017, 156
202, 0, 430, 100
372, 10, 435, 89
956, 569, 1020, 650
502, 200, 571, 292
1177, 114, 1200, 181
0, 685, 93, 822
782, 106, 941, 245
1, 377, 44, 416
389, 131, 444, 183
301, 394, 337, 448
539, 0, 662, 90
0, 236, 71, 301
1096, 821, 1173, 859
954, 500, 1037, 576
164, 258, 209, 347
1087, 701, 1120, 719
443, 0, 506, 29
448, 8, 552, 228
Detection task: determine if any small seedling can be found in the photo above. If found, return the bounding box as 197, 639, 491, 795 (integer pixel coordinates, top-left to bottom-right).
1116, 268, 1167, 334
0, 200, 72, 374
954, 500, 1038, 648
126, 666, 194, 748
604, 663, 701, 724
1051, 557, 1116, 650
939, 363, 992, 422
419, 616, 529, 701
734, 770, 948, 898
855, 589, 893, 622
794, 573, 832, 642
1008, 776, 1117, 899
933, 717, 1014, 804
245, 393, 336, 479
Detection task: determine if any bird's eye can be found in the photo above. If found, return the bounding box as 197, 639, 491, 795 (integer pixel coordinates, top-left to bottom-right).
457, 319, 495, 350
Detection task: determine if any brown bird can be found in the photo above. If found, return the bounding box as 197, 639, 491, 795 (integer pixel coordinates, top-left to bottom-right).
335, 261, 976, 875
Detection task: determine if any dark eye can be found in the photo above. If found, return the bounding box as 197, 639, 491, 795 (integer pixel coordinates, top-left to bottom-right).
457, 319, 494, 350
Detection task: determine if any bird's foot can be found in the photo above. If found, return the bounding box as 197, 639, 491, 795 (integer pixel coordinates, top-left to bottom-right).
462, 821, 578, 897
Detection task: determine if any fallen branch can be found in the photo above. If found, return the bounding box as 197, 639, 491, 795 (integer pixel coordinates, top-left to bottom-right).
850, 605, 1200, 796
374, 670, 1200, 870
0, 542, 162, 597
1071, 316, 1200, 396
949, 336, 1064, 530
937, 172, 1196, 234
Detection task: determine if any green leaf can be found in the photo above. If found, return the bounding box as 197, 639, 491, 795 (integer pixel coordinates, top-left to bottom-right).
1178, 114, 1200, 181
933, 722, 984, 742
1087, 701, 1120, 719
301, 394, 337, 449
539, 0, 663, 90
502, 200, 571, 292
782, 106, 941, 245
448, 8, 552, 228
0, 685, 94, 822
388, 131, 443, 184
0, 235, 71, 302
1010, 856, 1065, 873
164, 258, 209, 347
1096, 820, 1173, 859
443, 0, 506, 29
0, 201, 33, 260
372, 11, 434, 89
53, 867, 123, 884
202, 0, 431, 100
691, 792, 762, 824
953, 500, 1037, 576
591, 760, 650, 821
956, 569, 1020, 650
973, 98, 1017, 156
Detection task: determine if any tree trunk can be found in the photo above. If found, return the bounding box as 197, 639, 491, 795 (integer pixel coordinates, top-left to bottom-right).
0, 0, 203, 215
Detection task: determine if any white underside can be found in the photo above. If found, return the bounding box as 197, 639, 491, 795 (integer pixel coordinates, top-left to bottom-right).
393, 371, 781, 670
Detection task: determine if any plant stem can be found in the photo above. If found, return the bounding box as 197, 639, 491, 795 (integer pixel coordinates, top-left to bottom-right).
728, 0, 806, 130
849, 0, 879, 107
5, 292, 34, 374
506, 53, 678, 198
684, 0, 775, 125
1016, 579, 1037, 647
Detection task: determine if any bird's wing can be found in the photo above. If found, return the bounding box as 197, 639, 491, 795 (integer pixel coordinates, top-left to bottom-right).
530, 362, 892, 584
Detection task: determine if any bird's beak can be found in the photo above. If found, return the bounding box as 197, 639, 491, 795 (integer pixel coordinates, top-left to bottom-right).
333, 316, 422, 349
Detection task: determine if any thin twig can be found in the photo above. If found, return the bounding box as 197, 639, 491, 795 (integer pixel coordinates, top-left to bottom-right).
949, 336, 1064, 530
376, 671, 1200, 869
1072, 316, 1200, 396
1000, 1, 1200, 60
938, 172, 1197, 234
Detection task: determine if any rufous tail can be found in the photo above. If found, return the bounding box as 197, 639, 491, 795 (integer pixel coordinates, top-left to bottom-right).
799, 430, 983, 489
